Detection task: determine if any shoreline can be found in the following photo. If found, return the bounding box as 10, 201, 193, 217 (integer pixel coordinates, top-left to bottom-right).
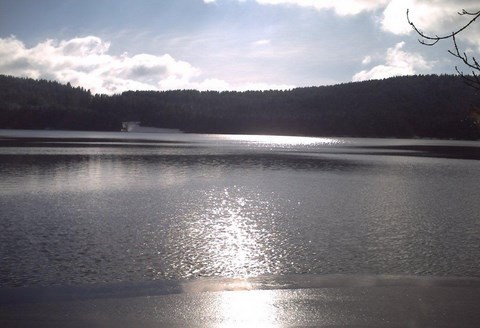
0, 128, 479, 142
2, 274, 480, 304
2, 274, 480, 327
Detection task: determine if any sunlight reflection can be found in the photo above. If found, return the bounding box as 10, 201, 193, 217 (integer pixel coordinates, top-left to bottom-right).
177, 186, 283, 326
217, 290, 280, 328
226, 134, 342, 146
170, 185, 282, 279
205, 188, 267, 277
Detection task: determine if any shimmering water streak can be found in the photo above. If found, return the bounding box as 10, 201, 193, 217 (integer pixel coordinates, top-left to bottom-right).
223, 134, 343, 147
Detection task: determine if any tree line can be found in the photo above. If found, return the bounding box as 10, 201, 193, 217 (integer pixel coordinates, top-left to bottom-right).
0, 74, 478, 139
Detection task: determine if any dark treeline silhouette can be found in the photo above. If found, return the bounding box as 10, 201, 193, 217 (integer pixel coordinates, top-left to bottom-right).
0, 74, 479, 139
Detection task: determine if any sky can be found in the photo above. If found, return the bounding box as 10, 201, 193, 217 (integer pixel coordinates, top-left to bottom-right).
0, 0, 479, 94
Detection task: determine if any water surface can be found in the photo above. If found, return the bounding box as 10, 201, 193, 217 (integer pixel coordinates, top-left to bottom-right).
1, 130, 479, 287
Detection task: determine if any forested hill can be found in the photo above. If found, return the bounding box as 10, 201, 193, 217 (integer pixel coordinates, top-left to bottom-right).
0, 74, 479, 139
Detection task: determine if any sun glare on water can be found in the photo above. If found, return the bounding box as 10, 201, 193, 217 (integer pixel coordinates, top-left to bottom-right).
202, 188, 269, 277
226, 134, 342, 147
216, 289, 280, 328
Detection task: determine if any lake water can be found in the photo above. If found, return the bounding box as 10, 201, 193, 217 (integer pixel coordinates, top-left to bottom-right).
1, 130, 479, 288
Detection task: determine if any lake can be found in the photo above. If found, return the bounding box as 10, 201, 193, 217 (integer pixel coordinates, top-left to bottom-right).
1, 130, 480, 288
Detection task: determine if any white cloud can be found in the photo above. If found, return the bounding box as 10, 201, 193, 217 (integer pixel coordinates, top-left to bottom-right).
0, 36, 292, 94
380, 1, 480, 74
380, 0, 416, 35
352, 41, 432, 81
382, 0, 480, 38
361, 55, 372, 65
0, 36, 197, 94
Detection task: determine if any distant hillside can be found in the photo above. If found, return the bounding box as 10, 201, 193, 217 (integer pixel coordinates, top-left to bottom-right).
0, 74, 479, 139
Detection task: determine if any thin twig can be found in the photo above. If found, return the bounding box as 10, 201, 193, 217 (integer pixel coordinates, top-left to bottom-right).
407, 9, 480, 43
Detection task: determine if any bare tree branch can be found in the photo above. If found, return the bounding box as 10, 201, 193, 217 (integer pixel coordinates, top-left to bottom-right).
407, 8, 480, 91
407, 9, 480, 45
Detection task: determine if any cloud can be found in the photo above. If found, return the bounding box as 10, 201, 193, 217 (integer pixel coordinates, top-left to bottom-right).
380, 1, 480, 75
0, 36, 197, 94
352, 41, 432, 81
223, 0, 480, 47
380, 0, 416, 35
253, 39, 271, 46
382, 0, 480, 38
201, 0, 480, 42
0, 36, 291, 94
361, 55, 372, 65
